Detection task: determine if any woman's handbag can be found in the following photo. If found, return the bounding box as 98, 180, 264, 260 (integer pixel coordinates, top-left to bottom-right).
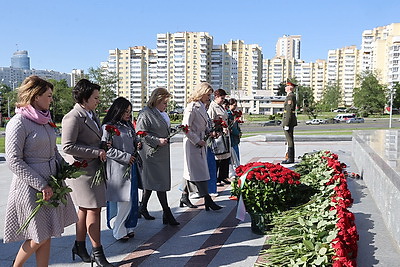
208, 134, 230, 155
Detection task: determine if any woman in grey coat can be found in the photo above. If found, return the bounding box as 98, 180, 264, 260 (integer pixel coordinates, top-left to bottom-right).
62, 79, 113, 266
4, 76, 77, 266
181, 82, 222, 211
135, 88, 179, 226
101, 97, 139, 241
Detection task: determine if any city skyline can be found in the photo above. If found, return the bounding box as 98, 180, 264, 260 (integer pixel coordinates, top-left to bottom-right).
1, 0, 400, 74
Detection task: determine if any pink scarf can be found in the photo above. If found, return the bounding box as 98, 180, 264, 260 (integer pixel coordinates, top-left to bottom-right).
15, 105, 51, 125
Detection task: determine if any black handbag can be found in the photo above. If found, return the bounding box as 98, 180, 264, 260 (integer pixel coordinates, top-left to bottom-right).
209, 134, 230, 155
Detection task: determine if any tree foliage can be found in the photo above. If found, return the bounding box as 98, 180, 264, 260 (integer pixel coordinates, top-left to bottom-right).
353, 71, 387, 114
49, 79, 74, 122
391, 82, 400, 109
86, 67, 118, 115
0, 83, 18, 120
318, 82, 342, 112
276, 81, 286, 96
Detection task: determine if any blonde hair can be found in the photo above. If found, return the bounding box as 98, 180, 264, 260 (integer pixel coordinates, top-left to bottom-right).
15, 76, 54, 108
187, 82, 213, 103
147, 87, 171, 108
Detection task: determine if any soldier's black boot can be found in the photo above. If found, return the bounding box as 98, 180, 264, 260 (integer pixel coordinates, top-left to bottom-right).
281, 147, 295, 164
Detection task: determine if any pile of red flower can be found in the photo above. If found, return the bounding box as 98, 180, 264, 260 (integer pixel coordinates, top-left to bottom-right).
324, 152, 358, 267
232, 162, 301, 215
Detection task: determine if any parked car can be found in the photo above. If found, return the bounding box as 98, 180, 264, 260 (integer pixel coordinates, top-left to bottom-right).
347, 117, 364, 123
261, 120, 282, 126
305, 119, 326, 125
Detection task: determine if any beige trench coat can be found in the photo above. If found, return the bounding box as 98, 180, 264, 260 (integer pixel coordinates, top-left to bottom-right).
61, 103, 106, 208
182, 101, 210, 182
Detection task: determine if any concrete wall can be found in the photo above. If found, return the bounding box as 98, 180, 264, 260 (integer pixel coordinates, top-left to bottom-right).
352, 130, 400, 248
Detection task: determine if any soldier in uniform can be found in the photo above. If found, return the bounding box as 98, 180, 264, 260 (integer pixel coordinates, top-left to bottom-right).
281, 81, 297, 164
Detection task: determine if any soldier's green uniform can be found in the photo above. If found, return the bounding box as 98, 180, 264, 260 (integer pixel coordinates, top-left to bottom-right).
282, 90, 297, 164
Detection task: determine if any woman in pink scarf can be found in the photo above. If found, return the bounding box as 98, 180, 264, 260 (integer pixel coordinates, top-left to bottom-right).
4, 76, 77, 266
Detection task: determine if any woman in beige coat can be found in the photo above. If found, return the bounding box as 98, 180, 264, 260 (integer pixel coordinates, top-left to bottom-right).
62, 79, 113, 266
180, 82, 222, 211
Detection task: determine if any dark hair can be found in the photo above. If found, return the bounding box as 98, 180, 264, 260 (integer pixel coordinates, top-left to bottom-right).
214, 88, 227, 97
73, 79, 101, 104
228, 98, 237, 105
223, 99, 229, 106
102, 97, 132, 125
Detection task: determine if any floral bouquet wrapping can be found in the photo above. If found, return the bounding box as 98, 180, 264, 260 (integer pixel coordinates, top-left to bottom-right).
231, 162, 301, 219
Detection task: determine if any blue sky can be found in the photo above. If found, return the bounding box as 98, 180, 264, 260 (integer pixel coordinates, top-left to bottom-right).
1, 0, 399, 74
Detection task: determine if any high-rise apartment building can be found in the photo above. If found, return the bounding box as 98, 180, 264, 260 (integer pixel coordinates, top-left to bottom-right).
11, 50, 30, 70
262, 57, 294, 96
326, 46, 360, 106
361, 23, 400, 87
156, 32, 213, 107
71, 69, 84, 86
220, 40, 263, 97
275, 35, 301, 60
106, 46, 152, 111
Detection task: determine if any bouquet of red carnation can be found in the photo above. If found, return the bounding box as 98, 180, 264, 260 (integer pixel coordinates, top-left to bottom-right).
17, 160, 87, 234
92, 125, 121, 187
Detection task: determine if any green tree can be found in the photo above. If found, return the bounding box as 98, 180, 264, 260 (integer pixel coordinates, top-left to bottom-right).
0, 83, 17, 120
86, 67, 118, 115
276, 81, 286, 96
353, 71, 386, 114
391, 82, 400, 109
318, 82, 342, 112
49, 79, 74, 122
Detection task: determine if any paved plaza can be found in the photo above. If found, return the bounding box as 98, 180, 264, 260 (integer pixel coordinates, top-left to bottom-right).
1, 135, 400, 266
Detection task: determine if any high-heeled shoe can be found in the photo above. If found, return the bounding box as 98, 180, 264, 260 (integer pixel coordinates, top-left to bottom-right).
162, 208, 180, 225
139, 205, 155, 220
180, 194, 198, 208
204, 195, 222, 211
72, 240, 91, 262
91, 246, 113, 267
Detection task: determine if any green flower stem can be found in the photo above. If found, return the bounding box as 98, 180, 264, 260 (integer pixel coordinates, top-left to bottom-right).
16, 202, 43, 234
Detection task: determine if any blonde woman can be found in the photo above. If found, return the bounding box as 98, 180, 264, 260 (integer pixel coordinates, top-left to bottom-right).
181, 82, 222, 211
136, 88, 179, 225
4, 76, 77, 266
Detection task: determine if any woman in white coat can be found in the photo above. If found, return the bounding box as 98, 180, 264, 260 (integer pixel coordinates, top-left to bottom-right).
181, 82, 222, 211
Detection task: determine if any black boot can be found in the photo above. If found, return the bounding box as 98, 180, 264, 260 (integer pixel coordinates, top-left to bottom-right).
72, 240, 91, 262
180, 194, 198, 208
139, 204, 155, 220
91, 246, 113, 267
281, 147, 295, 164
204, 195, 222, 211
162, 208, 180, 225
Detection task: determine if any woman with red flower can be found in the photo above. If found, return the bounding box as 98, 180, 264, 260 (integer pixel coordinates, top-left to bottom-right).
207, 88, 231, 186
4, 76, 77, 266
62, 79, 112, 266
136, 88, 179, 226
181, 82, 222, 211
101, 97, 141, 241
227, 98, 242, 171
